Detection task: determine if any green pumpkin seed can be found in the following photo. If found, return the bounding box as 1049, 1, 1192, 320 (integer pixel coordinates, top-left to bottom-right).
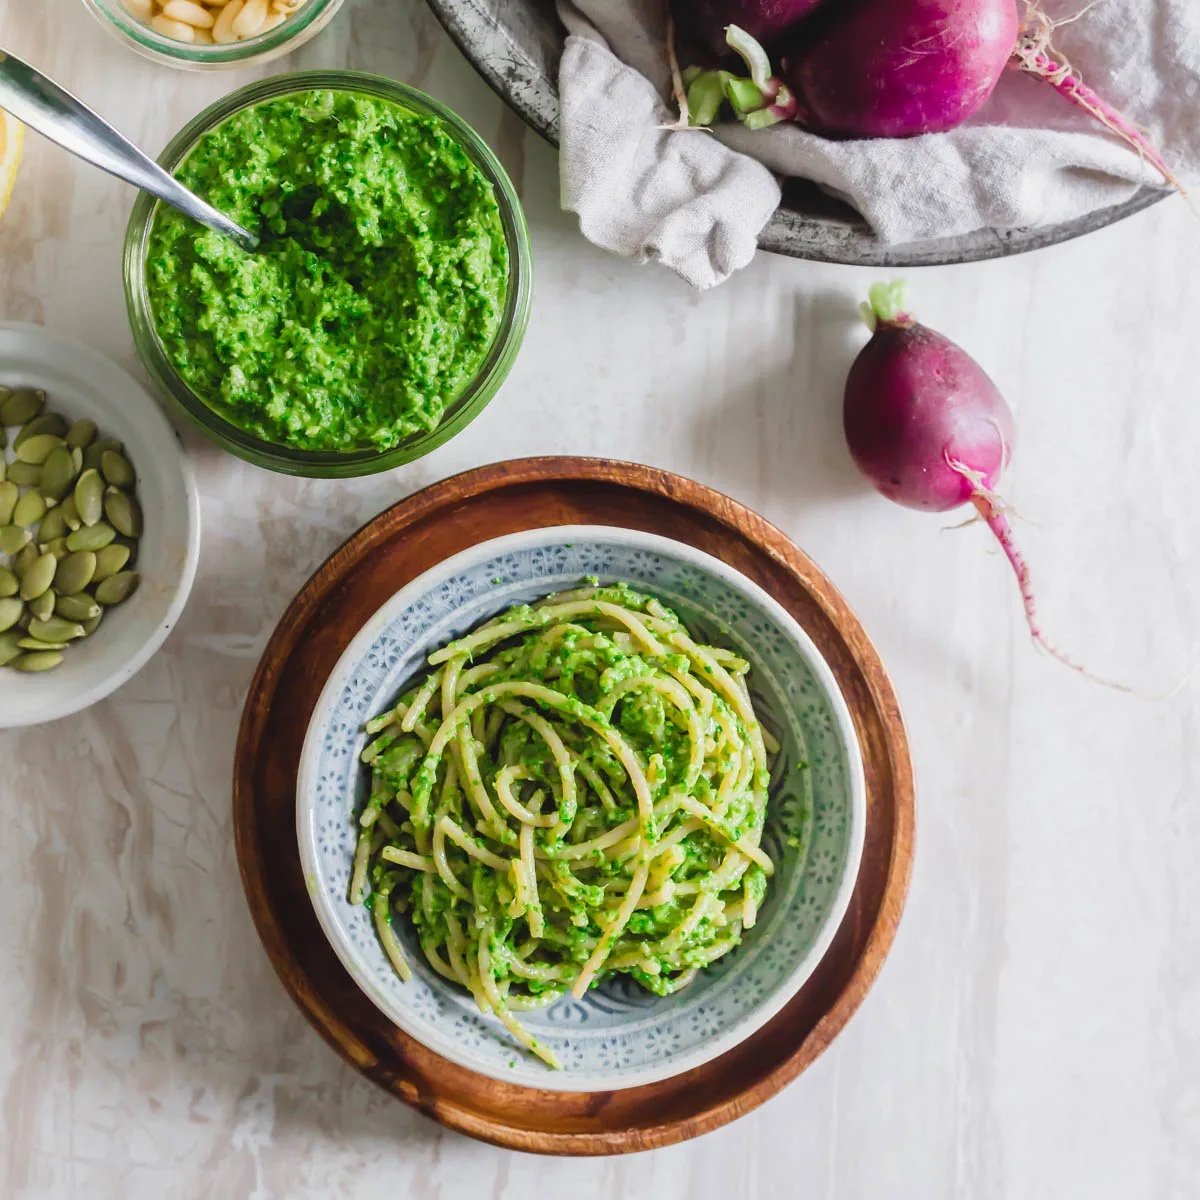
65, 418, 97, 450
81, 612, 103, 636
27, 591, 55, 622
91, 544, 130, 583
39, 446, 79, 502
0, 597, 24, 632
18, 553, 56, 601
12, 542, 37, 575
12, 489, 46, 527
54, 593, 101, 622
0, 567, 16, 598
5, 461, 41, 487
40, 537, 69, 559
17, 637, 67, 652
104, 488, 143, 537
0, 525, 30, 555
100, 450, 135, 488
74, 469, 104, 526
0, 387, 45, 426
0, 480, 17, 525
94, 571, 139, 606
12, 650, 63, 672
37, 507, 68, 543
29, 616, 85, 642
14, 412, 68, 448
54, 550, 96, 595
58, 495, 82, 530
83, 437, 123, 472
0, 630, 22, 666
14, 433, 64, 465
65, 523, 115, 553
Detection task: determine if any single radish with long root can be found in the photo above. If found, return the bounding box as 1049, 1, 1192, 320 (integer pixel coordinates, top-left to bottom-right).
844, 280, 1095, 676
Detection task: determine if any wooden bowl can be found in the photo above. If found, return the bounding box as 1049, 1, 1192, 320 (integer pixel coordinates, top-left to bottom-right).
232, 457, 915, 1154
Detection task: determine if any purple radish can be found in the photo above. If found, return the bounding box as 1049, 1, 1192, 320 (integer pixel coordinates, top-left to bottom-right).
844, 281, 1080, 671
686, 1, 1176, 186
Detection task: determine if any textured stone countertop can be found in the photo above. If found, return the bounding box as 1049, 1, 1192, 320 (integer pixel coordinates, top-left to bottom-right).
1, 1, 1197, 1196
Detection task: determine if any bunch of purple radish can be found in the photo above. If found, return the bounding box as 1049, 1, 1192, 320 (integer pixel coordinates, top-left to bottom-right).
671, 0, 1174, 184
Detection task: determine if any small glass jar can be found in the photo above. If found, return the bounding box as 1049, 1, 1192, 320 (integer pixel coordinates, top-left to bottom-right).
81, 0, 345, 70
123, 71, 533, 478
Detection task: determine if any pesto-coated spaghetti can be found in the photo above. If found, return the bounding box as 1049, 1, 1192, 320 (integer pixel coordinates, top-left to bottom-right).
352, 583, 776, 1068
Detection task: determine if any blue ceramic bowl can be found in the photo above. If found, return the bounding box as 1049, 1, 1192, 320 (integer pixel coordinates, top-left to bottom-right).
297, 526, 865, 1091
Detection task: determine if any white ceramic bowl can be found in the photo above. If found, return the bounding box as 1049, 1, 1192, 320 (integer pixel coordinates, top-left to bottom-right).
0, 323, 200, 727
297, 526, 866, 1091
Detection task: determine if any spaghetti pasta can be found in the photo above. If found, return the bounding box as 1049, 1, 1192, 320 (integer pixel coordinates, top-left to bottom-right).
353, 583, 775, 1068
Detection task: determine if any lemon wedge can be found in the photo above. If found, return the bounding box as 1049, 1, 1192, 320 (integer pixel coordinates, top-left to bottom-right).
0, 112, 24, 217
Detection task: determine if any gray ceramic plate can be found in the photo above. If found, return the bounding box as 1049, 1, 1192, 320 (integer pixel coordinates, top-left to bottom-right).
426, 0, 1163, 266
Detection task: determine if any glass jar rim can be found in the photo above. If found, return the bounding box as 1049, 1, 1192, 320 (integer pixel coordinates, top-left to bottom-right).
83, 0, 343, 65
123, 70, 533, 478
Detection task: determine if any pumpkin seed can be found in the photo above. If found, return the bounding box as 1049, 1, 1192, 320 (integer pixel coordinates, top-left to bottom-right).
14, 412, 68, 448
74, 469, 104, 526
40, 537, 69, 559
38, 507, 68, 543
17, 637, 67, 652
0, 387, 44, 426
18, 553, 56, 601
91, 544, 130, 583
0, 597, 24, 632
12, 651, 63, 672
27, 591, 55, 622
5, 462, 41, 487
12, 489, 46, 527
94, 571, 139, 606
59, 495, 82, 531
39, 446, 79, 502
65, 418, 97, 450
54, 550, 96, 595
0, 480, 17, 525
14, 433, 64, 465
65, 523, 115, 553
100, 450, 135, 488
12, 543, 37, 575
29, 616, 85, 642
0, 630, 22, 666
0, 567, 16, 598
83, 437, 123, 472
104, 488, 142, 537
54, 593, 101, 622
81, 612, 103, 636
0, 525, 30, 555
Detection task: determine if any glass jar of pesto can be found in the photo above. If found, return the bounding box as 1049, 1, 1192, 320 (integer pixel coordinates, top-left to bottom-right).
124, 71, 532, 477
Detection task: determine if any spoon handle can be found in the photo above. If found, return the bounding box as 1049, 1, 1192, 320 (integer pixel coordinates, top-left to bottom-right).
0, 49, 258, 252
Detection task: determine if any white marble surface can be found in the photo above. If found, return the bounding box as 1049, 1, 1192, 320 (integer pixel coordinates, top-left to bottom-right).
2, 1, 1199, 1195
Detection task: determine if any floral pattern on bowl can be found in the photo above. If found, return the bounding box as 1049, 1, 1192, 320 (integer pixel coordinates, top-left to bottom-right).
297, 526, 865, 1092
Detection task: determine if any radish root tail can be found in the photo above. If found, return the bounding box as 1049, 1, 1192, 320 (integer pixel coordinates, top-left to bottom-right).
945, 457, 1140, 693
1014, 7, 1183, 194
660, 6, 702, 132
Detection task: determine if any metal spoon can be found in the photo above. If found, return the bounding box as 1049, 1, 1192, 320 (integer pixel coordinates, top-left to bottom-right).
0, 49, 258, 252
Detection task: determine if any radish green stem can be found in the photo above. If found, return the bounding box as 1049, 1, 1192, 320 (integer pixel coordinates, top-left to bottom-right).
725, 24, 776, 93
864, 281, 916, 330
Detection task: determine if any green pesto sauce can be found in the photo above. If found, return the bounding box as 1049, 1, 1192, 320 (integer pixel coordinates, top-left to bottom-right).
146, 90, 509, 452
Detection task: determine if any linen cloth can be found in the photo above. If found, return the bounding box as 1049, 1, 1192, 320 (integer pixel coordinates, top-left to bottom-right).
556, 0, 1200, 287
